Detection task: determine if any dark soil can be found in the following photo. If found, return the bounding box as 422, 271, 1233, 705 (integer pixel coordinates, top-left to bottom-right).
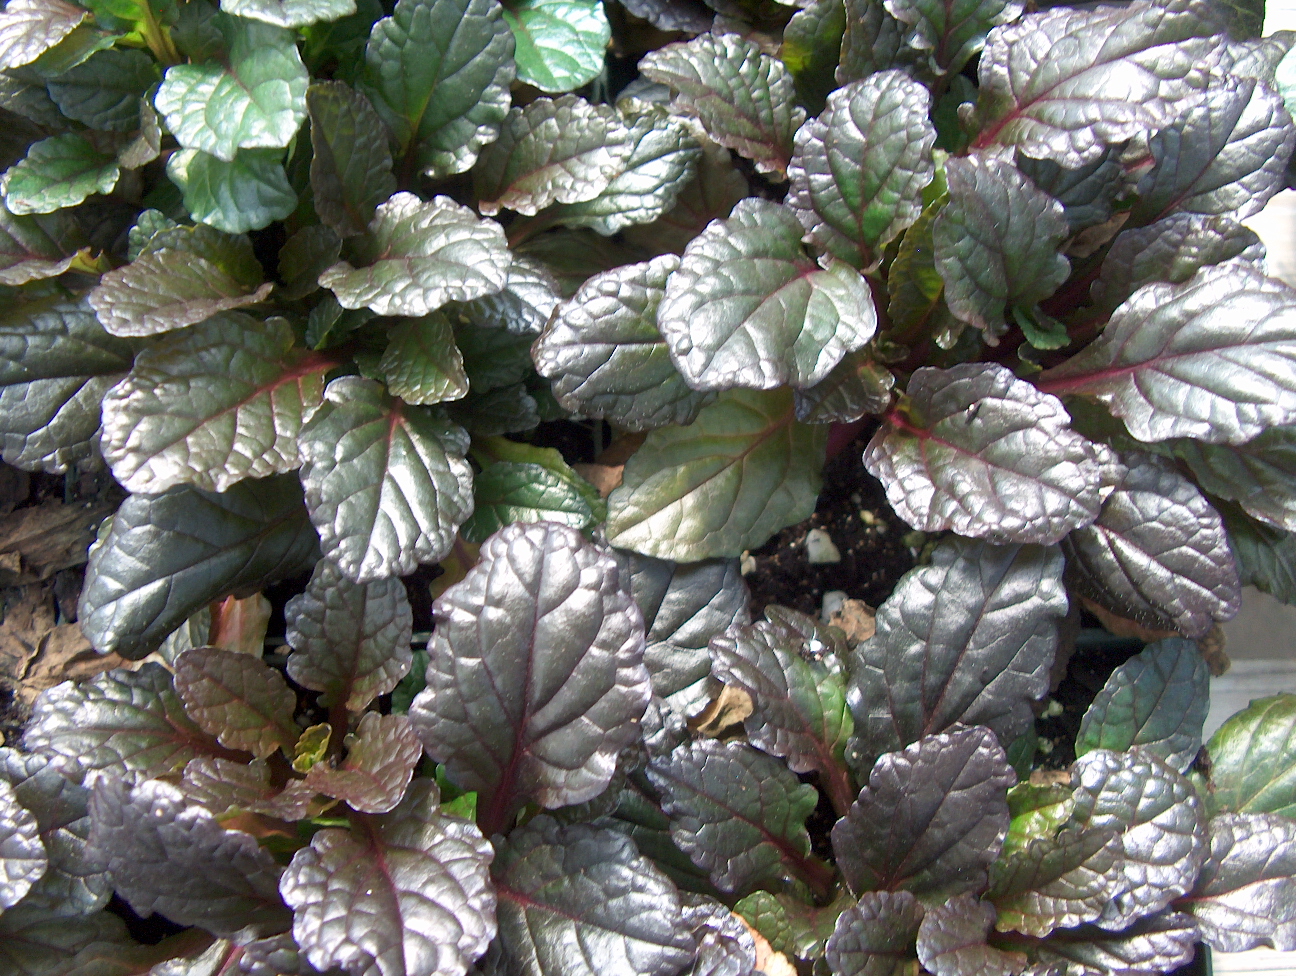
743, 426, 918, 619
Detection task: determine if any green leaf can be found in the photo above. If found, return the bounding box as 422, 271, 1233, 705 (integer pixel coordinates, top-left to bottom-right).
885, 0, 1022, 77
606, 387, 827, 561
88, 231, 272, 337
46, 47, 159, 131
167, 148, 298, 234
1170, 425, 1296, 532
277, 224, 342, 300
2, 134, 119, 215
0, 200, 88, 287
1004, 782, 1075, 855
0, 0, 87, 71
319, 191, 510, 316
378, 313, 469, 405
886, 196, 961, 342
505, 0, 608, 94
100, 314, 331, 493
77, 475, 320, 659
297, 375, 475, 582
781, 0, 847, 114
933, 154, 1070, 341
460, 463, 596, 543
1222, 503, 1296, 605
658, 197, 877, 391
454, 253, 561, 335
988, 825, 1121, 936
0, 295, 134, 474
533, 254, 714, 431
787, 71, 935, 271
155, 11, 308, 161
1207, 693, 1296, 819
361, 0, 515, 179
736, 890, 853, 961
641, 33, 805, 178
306, 81, 397, 238
474, 94, 633, 216
220, 0, 357, 27
551, 108, 702, 236
1076, 638, 1209, 773
837, 0, 912, 84
647, 739, 825, 895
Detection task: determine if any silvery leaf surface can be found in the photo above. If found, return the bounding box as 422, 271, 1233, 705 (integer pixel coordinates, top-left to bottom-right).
409, 522, 650, 833
1168, 425, 1296, 531
864, 363, 1104, 544
658, 197, 877, 391
173, 646, 301, 760
824, 890, 925, 976
848, 536, 1067, 769
1186, 812, 1296, 952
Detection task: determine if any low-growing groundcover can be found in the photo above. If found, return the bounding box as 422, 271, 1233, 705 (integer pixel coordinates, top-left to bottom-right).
3, 0, 1296, 974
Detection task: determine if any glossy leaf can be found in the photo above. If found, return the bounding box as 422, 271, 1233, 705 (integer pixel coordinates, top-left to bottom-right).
848, 536, 1067, 766
88, 776, 291, 937
155, 13, 308, 161
361, 0, 515, 179
46, 47, 159, 131
89, 234, 271, 338
319, 192, 510, 317
606, 387, 828, 561
1076, 639, 1209, 773
864, 363, 1104, 544
0, 295, 133, 473
409, 522, 650, 833
0, 749, 108, 915
1029, 912, 1199, 976
794, 348, 895, 424
782, 0, 846, 113
640, 33, 805, 177
1206, 693, 1296, 818
303, 712, 421, 814
825, 891, 925, 976
885, 0, 1022, 76
967, 0, 1225, 166
378, 313, 470, 406
837, 0, 911, 84
460, 466, 598, 542
474, 94, 632, 216
533, 254, 713, 431
281, 779, 494, 976
551, 108, 702, 235
2, 133, 119, 215
455, 254, 561, 335
1038, 262, 1296, 445
0, 0, 87, 70
0, 778, 46, 910
1132, 75, 1294, 225
174, 646, 300, 759
1170, 425, 1296, 532
659, 197, 876, 391
492, 815, 696, 976
735, 890, 853, 961
787, 71, 935, 271
179, 757, 320, 820
298, 376, 474, 581
987, 827, 1122, 936
101, 316, 329, 494
307, 81, 397, 237
0, 904, 131, 975
680, 894, 758, 976
222, 0, 357, 27
281, 560, 411, 713
621, 137, 748, 256
168, 148, 299, 235
1063, 451, 1241, 638
506, 0, 609, 94
1068, 749, 1208, 928
619, 551, 750, 718
78, 475, 319, 659
22, 663, 221, 783
933, 154, 1070, 340
915, 896, 1027, 976
831, 727, 1016, 901
1186, 812, 1296, 952
1222, 506, 1296, 604
1015, 149, 1125, 232
1091, 213, 1265, 315
710, 607, 854, 810
647, 739, 825, 895
0, 200, 86, 286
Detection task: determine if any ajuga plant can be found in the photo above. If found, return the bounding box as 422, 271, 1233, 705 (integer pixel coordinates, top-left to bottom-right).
5, 0, 1296, 973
